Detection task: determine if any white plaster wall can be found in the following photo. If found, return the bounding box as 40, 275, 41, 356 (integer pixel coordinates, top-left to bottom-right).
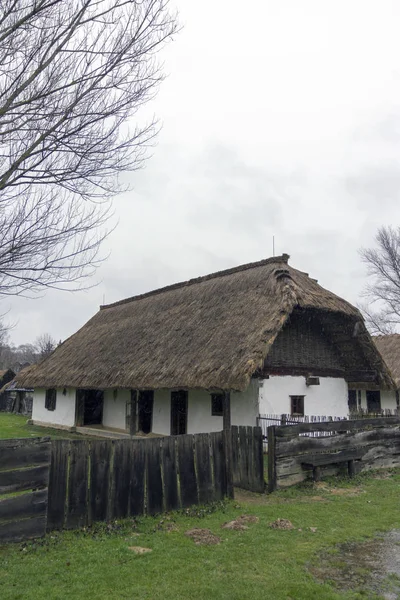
152, 389, 171, 435
381, 390, 397, 410
102, 389, 129, 430
258, 376, 349, 418
32, 388, 76, 427
231, 379, 260, 427
187, 390, 223, 434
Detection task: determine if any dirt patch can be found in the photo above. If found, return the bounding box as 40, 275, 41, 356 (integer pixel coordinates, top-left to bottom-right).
222, 520, 249, 531
154, 517, 179, 533
269, 519, 294, 530
128, 546, 152, 554
309, 530, 400, 599
185, 528, 221, 546
238, 514, 259, 524
222, 514, 260, 530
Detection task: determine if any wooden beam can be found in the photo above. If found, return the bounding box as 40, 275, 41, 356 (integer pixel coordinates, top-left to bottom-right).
129, 390, 137, 436
222, 391, 231, 430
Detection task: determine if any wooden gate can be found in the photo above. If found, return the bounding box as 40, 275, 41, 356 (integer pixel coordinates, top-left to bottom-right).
0, 437, 50, 543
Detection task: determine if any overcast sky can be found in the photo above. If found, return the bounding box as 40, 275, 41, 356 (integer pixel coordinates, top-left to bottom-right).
7, 0, 400, 346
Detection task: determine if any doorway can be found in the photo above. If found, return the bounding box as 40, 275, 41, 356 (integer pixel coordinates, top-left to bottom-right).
171, 390, 188, 435
76, 389, 104, 426
348, 390, 357, 414
138, 390, 154, 434
366, 390, 381, 413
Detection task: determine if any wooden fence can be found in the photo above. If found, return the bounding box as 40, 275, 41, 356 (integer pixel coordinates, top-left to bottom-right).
268, 417, 400, 491
0, 437, 50, 542
231, 426, 264, 493
0, 426, 264, 542
48, 431, 232, 530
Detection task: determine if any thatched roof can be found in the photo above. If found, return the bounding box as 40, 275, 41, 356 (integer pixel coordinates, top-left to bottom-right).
15, 254, 394, 391
0, 366, 34, 393
374, 335, 400, 389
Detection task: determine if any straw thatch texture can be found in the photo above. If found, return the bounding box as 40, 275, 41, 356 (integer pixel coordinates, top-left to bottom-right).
374, 335, 400, 389
15, 255, 394, 391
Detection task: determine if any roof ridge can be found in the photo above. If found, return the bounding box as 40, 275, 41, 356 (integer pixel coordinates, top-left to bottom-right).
100, 254, 291, 310
374, 333, 400, 338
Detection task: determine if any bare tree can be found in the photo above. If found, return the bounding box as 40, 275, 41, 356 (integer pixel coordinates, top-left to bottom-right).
360, 226, 400, 334
35, 333, 56, 359
0, 0, 178, 296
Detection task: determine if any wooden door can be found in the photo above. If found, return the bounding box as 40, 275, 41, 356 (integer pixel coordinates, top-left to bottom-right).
366, 390, 381, 413
171, 390, 188, 435
348, 390, 357, 414
138, 391, 153, 434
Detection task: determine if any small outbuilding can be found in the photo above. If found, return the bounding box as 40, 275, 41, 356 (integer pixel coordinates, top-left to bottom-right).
14, 254, 396, 435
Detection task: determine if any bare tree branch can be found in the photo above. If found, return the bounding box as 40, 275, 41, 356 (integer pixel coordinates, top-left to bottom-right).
359, 226, 400, 334
0, 0, 178, 295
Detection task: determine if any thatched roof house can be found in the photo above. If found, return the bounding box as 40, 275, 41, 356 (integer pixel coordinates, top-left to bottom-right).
16, 254, 393, 393
374, 335, 400, 389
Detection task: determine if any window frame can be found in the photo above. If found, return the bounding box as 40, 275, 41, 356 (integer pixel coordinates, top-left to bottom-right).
211, 393, 224, 417
290, 395, 305, 416
45, 388, 57, 411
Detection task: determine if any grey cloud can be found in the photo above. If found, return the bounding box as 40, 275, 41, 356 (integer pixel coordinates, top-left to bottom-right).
345, 166, 400, 209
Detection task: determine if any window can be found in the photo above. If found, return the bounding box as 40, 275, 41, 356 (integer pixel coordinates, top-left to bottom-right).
45, 388, 56, 411
290, 395, 304, 416
211, 393, 223, 416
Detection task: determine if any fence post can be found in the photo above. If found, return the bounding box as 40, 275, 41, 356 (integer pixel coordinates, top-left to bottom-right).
267, 426, 277, 493
280, 414, 287, 426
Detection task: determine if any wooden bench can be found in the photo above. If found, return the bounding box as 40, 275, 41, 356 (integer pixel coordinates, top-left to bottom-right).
301, 449, 364, 482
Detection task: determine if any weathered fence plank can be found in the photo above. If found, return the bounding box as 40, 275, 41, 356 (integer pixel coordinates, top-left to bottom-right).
177, 434, 198, 507
0, 442, 50, 471
0, 515, 47, 543
129, 440, 146, 516
161, 436, 179, 512
47, 439, 69, 530
0, 489, 47, 521
276, 426, 400, 458
66, 440, 89, 529
251, 427, 265, 493
0, 465, 49, 494
146, 438, 163, 515
274, 417, 400, 438
112, 440, 131, 519
89, 441, 112, 523
211, 431, 227, 500
195, 433, 213, 504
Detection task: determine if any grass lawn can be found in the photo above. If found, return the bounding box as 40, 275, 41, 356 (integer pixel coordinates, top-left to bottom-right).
1, 470, 400, 600
0, 412, 83, 440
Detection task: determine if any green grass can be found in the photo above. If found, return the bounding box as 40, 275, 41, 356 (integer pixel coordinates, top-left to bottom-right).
1, 470, 400, 599
0, 412, 84, 439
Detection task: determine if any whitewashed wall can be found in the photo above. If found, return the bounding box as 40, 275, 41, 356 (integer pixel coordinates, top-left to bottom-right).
32, 388, 76, 427
102, 389, 129, 430
152, 390, 171, 435
258, 376, 349, 417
